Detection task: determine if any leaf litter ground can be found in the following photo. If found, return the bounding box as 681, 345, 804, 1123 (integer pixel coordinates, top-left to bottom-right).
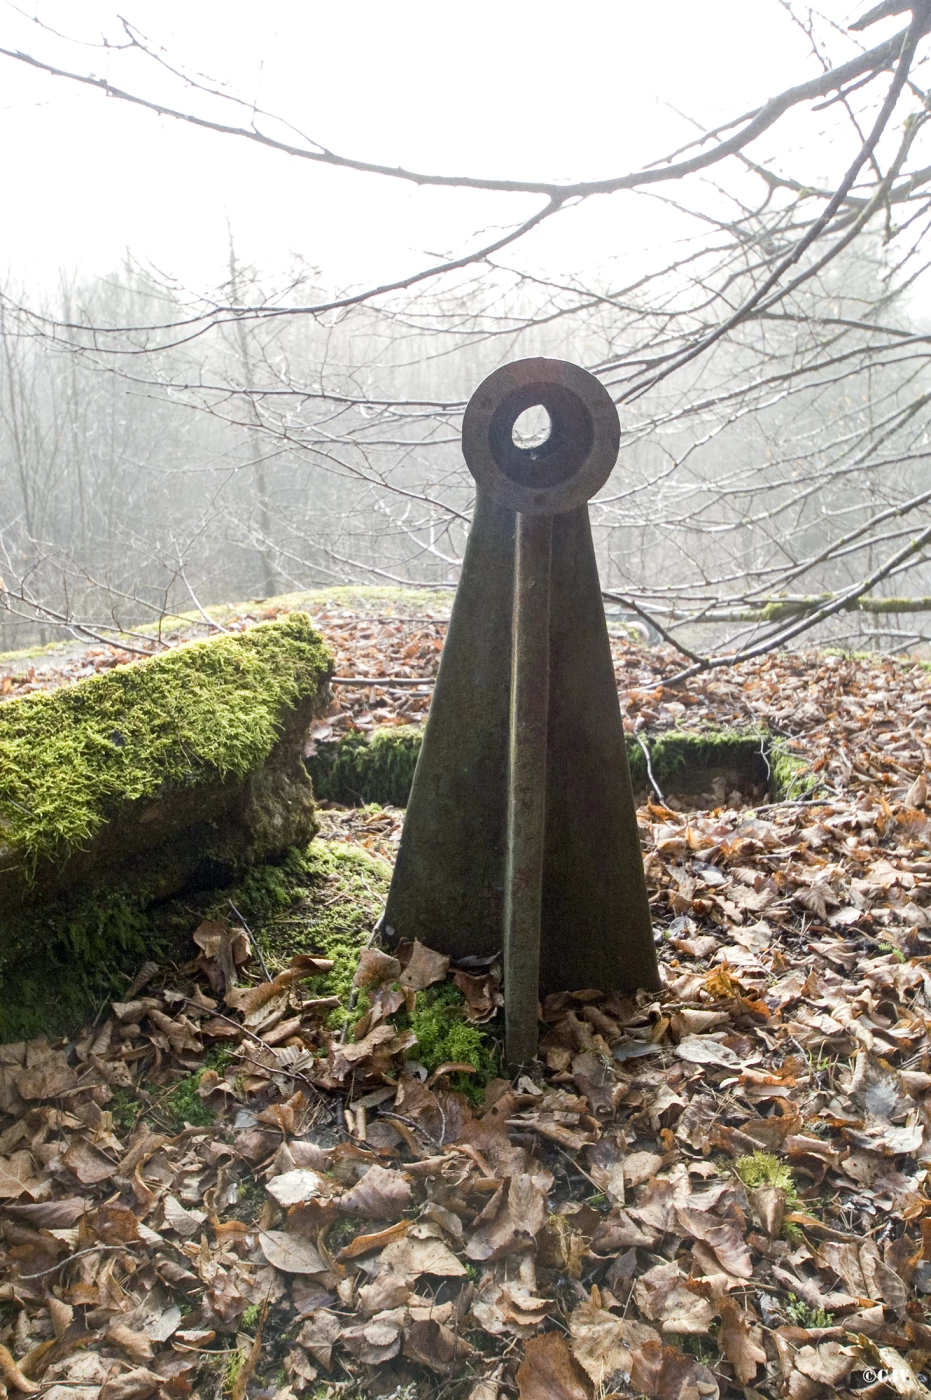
1, 603, 931, 1398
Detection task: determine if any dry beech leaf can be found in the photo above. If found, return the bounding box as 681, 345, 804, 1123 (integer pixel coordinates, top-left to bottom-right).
340, 1307, 405, 1365
869, 1346, 931, 1397
905, 773, 927, 808
144, 1305, 182, 1343
675, 1207, 753, 1279
568, 1300, 634, 1387
516, 1331, 593, 1400
748, 1184, 785, 1238
466, 1173, 548, 1261
0, 1152, 44, 1200
352, 948, 401, 989
192, 920, 249, 993
2, 1197, 84, 1226
61, 1139, 115, 1185
163, 1194, 205, 1238
717, 1298, 766, 1385
402, 1318, 475, 1372
454, 970, 502, 1022
99, 1368, 164, 1400
106, 1324, 154, 1365
88, 1203, 142, 1244
398, 940, 450, 991
356, 1272, 411, 1314
629, 1339, 719, 1400
471, 1273, 553, 1338
337, 1164, 411, 1218
296, 1311, 341, 1370
378, 1234, 466, 1281
266, 1169, 335, 1208
285, 1346, 318, 1391
622, 1150, 664, 1188
226, 963, 330, 1016
792, 1341, 857, 1386
674, 1035, 743, 1068
258, 1230, 327, 1275
591, 1207, 658, 1251
47, 1298, 73, 1340
338, 1220, 410, 1261
633, 1262, 716, 1335
467, 1369, 503, 1400
0, 1345, 41, 1394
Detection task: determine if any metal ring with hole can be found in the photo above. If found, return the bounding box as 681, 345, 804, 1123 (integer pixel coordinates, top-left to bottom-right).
461, 357, 620, 515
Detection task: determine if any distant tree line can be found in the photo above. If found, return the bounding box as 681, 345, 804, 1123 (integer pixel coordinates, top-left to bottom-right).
2, 4, 931, 669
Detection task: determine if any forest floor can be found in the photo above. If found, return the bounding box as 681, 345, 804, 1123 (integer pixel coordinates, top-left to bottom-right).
1, 594, 931, 1399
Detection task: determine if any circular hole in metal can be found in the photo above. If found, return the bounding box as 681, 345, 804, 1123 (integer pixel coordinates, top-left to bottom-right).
489, 384, 595, 489
511, 404, 552, 451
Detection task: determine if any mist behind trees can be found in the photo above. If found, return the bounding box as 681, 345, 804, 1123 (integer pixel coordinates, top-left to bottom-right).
2, 233, 929, 662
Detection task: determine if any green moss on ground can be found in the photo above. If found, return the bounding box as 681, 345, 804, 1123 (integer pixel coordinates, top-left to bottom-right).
308, 726, 422, 808
159, 1047, 237, 1130
769, 737, 822, 800
250, 845, 500, 1088
250, 841, 392, 1005
0, 839, 387, 1043
310, 724, 774, 807
163, 1071, 217, 1130
734, 1150, 800, 1207
2, 884, 171, 1041
400, 982, 500, 1102
0, 613, 331, 874
627, 727, 769, 792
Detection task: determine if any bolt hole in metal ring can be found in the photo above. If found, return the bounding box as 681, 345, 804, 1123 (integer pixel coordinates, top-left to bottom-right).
462, 357, 621, 515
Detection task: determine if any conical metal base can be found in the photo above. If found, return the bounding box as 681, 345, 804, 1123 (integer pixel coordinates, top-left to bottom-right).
382, 492, 659, 995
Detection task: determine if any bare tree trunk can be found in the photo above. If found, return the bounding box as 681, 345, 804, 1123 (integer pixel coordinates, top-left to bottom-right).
228, 236, 278, 599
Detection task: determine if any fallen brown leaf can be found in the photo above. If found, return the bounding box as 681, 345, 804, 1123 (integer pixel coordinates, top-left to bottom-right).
516, 1331, 593, 1400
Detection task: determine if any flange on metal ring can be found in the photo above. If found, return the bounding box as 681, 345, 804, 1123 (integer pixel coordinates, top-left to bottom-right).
461, 357, 620, 516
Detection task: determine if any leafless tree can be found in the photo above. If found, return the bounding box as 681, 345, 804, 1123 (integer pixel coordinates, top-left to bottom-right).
3, 3, 931, 671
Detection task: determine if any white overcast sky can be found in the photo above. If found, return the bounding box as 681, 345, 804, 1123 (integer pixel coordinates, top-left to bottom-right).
0, 0, 913, 299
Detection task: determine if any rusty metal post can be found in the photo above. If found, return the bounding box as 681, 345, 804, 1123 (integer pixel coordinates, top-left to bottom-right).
505, 512, 552, 1069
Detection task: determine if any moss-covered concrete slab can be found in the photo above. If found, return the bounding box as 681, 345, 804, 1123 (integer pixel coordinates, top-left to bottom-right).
0, 613, 332, 913
309, 725, 424, 808
307, 723, 776, 809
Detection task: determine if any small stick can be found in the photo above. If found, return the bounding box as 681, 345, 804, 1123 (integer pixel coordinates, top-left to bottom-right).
228, 900, 272, 982
636, 731, 665, 804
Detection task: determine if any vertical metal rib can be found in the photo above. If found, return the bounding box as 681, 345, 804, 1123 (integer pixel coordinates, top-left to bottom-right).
504, 511, 553, 1069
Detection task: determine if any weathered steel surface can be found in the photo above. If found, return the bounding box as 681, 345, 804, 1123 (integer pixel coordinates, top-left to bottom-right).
505, 511, 553, 1067
383, 491, 515, 952
542, 505, 659, 995
462, 357, 620, 516
382, 357, 660, 1042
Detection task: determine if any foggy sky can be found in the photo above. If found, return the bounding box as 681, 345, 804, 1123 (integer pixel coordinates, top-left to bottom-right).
0, 0, 903, 300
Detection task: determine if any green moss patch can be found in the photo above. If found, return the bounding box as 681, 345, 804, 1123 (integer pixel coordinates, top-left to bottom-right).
309, 725, 774, 807
251, 841, 392, 1006
398, 983, 500, 1102
769, 737, 822, 800
308, 725, 422, 808
627, 728, 769, 794
0, 837, 388, 1043
734, 1150, 800, 1207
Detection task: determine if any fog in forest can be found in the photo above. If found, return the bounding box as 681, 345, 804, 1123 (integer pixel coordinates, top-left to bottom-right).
3, 0, 931, 663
